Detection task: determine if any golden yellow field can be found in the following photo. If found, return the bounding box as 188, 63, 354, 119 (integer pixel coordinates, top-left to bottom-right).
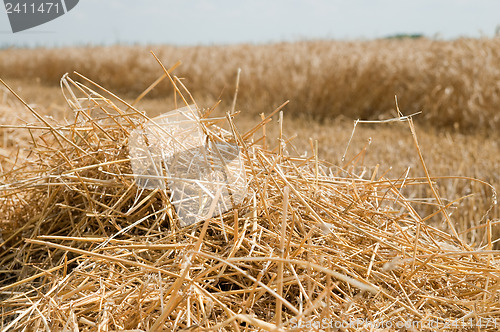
0, 39, 499, 330
2, 38, 500, 130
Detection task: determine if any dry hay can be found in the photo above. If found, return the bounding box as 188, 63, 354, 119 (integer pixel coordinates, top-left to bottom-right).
0, 62, 499, 331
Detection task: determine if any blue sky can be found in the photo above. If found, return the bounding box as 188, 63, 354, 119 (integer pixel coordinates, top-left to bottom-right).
1, 0, 499, 47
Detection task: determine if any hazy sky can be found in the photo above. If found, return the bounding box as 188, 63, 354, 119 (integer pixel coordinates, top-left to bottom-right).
1, 0, 499, 47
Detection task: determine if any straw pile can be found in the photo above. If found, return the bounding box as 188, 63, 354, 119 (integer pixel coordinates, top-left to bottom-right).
1, 64, 499, 331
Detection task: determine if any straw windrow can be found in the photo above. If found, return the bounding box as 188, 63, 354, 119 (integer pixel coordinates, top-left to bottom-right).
0, 65, 499, 331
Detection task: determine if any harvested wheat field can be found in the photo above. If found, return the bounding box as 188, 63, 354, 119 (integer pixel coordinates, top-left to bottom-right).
0, 39, 499, 331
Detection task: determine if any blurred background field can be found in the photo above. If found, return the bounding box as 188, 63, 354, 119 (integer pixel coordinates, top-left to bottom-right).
1, 38, 498, 241
2, 38, 500, 131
